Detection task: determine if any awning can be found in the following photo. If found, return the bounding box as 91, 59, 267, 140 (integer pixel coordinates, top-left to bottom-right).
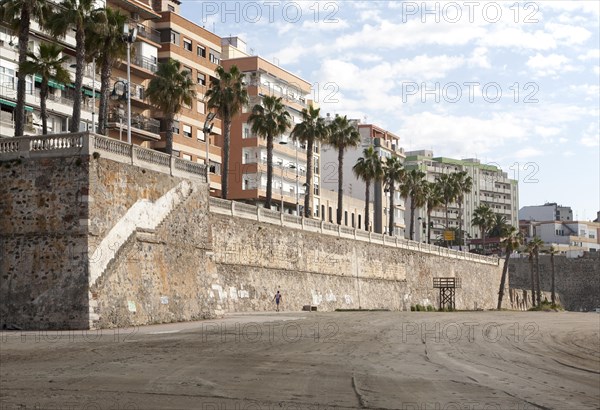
34, 75, 66, 90
67, 83, 99, 98
0, 99, 34, 111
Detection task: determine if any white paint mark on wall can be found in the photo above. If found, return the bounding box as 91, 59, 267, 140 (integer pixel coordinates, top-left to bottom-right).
238, 289, 250, 298
229, 287, 238, 301
311, 290, 323, 306
344, 295, 353, 305
89, 180, 195, 287
127, 301, 137, 312
325, 290, 336, 302
211, 284, 226, 301
160, 296, 169, 305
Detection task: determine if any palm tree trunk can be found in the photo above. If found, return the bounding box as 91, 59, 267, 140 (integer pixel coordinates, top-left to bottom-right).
364, 180, 370, 231
551, 254, 556, 305
458, 200, 463, 250
265, 133, 274, 209
388, 185, 395, 236
165, 112, 174, 155
337, 147, 343, 225
497, 249, 511, 309
409, 202, 416, 240
70, 26, 85, 133
427, 209, 432, 244
221, 118, 231, 199
305, 139, 314, 218
40, 82, 48, 135
529, 256, 535, 307
535, 250, 542, 306
15, 7, 31, 137
97, 57, 112, 135
482, 227, 486, 253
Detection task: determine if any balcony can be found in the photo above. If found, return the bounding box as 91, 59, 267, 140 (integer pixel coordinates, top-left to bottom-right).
131, 55, 158, 73
135, 22, 160, 44
107, 110, 160, 139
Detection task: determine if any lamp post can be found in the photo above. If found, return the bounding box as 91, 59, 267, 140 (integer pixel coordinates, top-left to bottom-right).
278, 159, 284, 213
203, 111, 216, 184
110, 80, 128, 141
123, 23, 137, 144
70, 57, 96, 133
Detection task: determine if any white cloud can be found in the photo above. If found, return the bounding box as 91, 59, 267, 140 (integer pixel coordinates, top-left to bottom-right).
545, 23, 592, 46
515, 148, 544, 159
467, 46, 491, 69
535, 126, 561, 138
577, 49, 600, 61
580, 123, 600, 147
526, 53, 577, 77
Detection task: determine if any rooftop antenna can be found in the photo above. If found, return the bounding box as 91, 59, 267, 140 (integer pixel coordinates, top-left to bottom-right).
250, 48, 255, 55
274, 57, 280, 66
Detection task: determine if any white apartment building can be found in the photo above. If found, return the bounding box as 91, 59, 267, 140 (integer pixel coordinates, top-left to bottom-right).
404, 150, 519, 244
519, 203, 574, 222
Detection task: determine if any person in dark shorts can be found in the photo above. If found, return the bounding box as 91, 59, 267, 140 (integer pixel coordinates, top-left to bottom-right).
273, 290, 282, 312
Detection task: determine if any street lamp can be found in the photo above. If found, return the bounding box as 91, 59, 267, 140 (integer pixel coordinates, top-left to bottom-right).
203, 111, 216, 184
70, 57, 96, 133
110, 80, 128, 141
123, 23, 137, 144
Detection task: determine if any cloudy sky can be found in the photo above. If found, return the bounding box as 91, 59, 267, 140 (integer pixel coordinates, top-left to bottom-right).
183, 1, 600, 221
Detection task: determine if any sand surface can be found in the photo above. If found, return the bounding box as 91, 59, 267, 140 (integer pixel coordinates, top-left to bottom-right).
1, 311, 599, 409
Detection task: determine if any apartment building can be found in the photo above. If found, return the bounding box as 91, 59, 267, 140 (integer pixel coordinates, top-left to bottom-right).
320, 188, 374, 230
221, 37, 317, 216
320, 122, 407, 235
520, 219, 600, 256
0, 2, 108, 137
404, 150, 519, 244
519, 203, 574, 222
153, 2, 223, 192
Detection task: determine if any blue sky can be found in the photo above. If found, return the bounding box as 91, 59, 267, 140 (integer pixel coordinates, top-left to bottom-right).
182, 1, 600, 221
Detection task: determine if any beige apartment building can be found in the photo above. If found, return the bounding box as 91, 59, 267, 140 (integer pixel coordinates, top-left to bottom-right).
320, 122, 407, 235
221, 37, 318, 216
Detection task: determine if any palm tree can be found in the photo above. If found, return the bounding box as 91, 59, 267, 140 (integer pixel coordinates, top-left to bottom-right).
327, 115, 361, 225
86, 7, 127, 135
353, 147, 383, 232
146, 59, 196, 155
399, 169, 427, 240
530, 236, 545, 306
205, 65, 248, 199
0, 0, 49, 136
497, 226, 523, 309
19, 43, 71, 135
472, 204, 495, 253
437, 173, 458, 231
526, 241, 536, 306
549, 246, 558, 305
453, 171, 472, 250
290, 105, 329, 217
248, 95, 292, 210
47, 0, 99, 133
383, 156, 404, 236
488, 213, 509, 238
424, 181, 443, 244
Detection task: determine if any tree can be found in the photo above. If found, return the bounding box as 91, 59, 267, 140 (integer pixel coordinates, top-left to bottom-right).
399, 169, 427, 240
205, 65, 248, 199
525, 241, 536, 306
146, 59, 196, 155
488, 213, 510, 238
353, 147, 383, 232
453, 171, 472, 250
497, 226, 523, 309
0, 0, 50, 136
437, 173, 458, 231
549, 246, 558, 306
530, 236, 545, 306
19, 43, 71, 135
424, 181, 443, 244
47, 0, 99, 133
290, 104, 329, 217
248, 95, 291, 210
86, 7, 127, 135
472, 204, 495, 253
383, 156, 404, 236
327, 115, 361, 225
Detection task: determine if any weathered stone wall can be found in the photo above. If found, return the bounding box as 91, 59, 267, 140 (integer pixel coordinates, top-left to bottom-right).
509, 253, 599, 311
0, 156, 90, 329
2, 148, 504, 330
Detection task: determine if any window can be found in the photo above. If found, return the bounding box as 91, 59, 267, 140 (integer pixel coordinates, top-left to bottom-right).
321, 205, 325, 220
209, 49, 220, 64
167, 4, 175, 11
172, 120, 180, 134
197, 129, 205, 141
197, 72, 206, 86
183, 124, 192, 138
197, 101, 205, 114
328, 207, 333, 223
182, 153, 192, 161
170, 30, 180, 45
183, 38, 192, 51
197, 45, 206, 58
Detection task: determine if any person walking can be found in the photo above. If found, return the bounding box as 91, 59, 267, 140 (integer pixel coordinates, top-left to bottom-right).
273, 290, 283, 312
